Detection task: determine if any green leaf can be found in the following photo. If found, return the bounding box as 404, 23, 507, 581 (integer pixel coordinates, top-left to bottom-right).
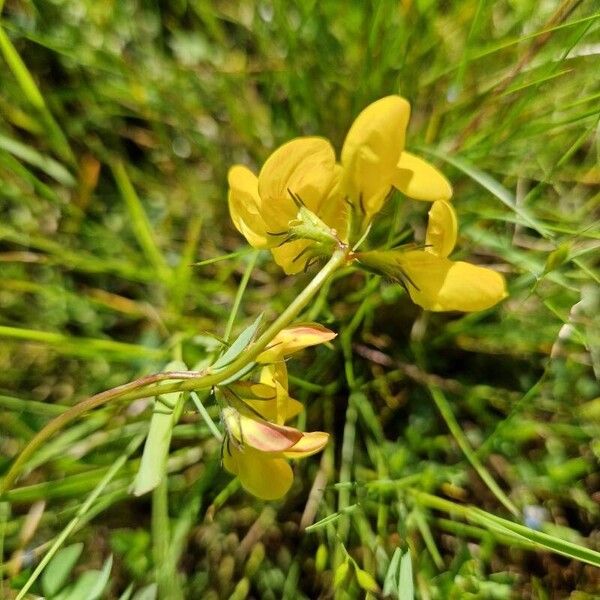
117, 584, 134, 600
111, 160, 170, 277
470, 508, 600, 568
0, 133, 75, 187
132, 583, 158, 600
383, 548, 402, 596
212, 313, 263, 370
54, 555, 113, 600
41, 543, 84, 597
542, 242, 572, 275
398, 551, 414, 600
303, 504, 360, 533
132, 360, 187, 496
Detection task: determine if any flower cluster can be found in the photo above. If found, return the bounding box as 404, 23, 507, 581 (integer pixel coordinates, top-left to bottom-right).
228, 95, 506, 311
220, 324, 335, 500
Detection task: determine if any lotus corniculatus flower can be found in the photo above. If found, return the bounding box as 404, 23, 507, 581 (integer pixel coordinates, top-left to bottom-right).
221, 324, 335, 499
228, 94, 507, 311
221, 384, 328, 500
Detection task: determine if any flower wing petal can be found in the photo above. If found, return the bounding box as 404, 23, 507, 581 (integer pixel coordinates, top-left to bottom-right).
393, 151, 452, 202
228, 165, 269, 248
270, 240, 313, 275
396, 250, 507, 312
341, 96, 410, 220
425, 200, 457, 258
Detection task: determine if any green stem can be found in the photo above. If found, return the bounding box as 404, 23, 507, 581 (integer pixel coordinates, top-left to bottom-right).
224, 249, 259, 342
0, 247, 349, 495
153, 477, 183, 600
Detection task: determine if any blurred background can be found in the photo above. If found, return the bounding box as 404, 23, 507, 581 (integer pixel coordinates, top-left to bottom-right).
0, 1, 599, 598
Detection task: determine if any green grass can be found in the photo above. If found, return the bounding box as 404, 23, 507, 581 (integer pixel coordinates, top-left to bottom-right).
1, 0, 599, 598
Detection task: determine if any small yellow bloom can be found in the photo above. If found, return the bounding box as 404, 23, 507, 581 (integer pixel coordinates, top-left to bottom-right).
228, 138, 344, 274
221, 406, 328, 500
357, 201, 507, 311
228, 95, 450, 273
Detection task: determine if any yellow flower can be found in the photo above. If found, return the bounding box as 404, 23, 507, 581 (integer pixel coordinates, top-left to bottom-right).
221, 404, 328, 500
228, 138, 344, 274
228, 95, 450, 273
357, 200, 507, 311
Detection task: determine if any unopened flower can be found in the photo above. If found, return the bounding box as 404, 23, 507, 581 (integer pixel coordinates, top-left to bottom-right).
221, 406, 328, 500
256, 323, 336, 363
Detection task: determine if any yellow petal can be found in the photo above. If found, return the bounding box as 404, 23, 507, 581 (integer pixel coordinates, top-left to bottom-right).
222, 408, 301, 452
396, 250, 508, 312
257, 364, 302, 424
426, 200, 457, 258
284, 431, 329, 459
283, 397, 304, 423
242, 381, 303, 425
229, 382, 276, 401
224, 446, 293, 500
270, 239, 313, 275
341, 96, 411, 220
258, 137, 338, 234
257, 323, 337, 363
227, 165, 269, 248
259, 364, 288, 389
393, 151, 452, 202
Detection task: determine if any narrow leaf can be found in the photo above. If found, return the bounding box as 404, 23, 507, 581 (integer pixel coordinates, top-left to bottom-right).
212, 313, 263, 370
132, 360, 187, 496
398, 551, 414, 600
56, 555, 113, 600
383, 548, 402, 596
132, 583, 158, 600
41, 543, 84, 597
356, 567, 379, 593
